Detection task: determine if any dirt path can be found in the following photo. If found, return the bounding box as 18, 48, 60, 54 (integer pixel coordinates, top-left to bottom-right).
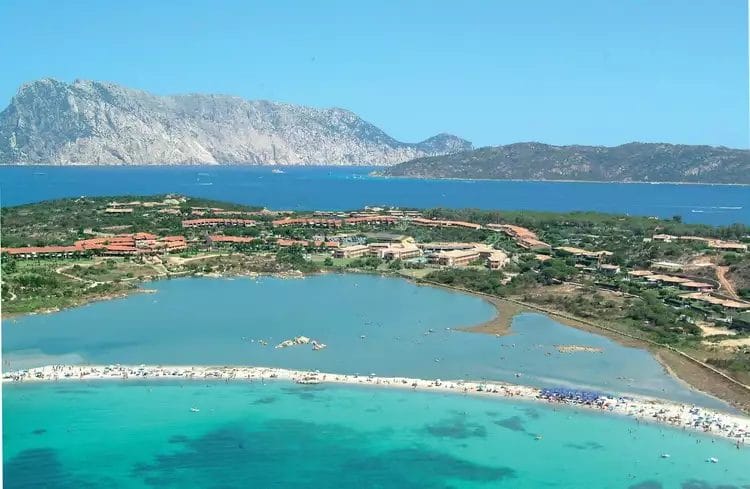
717, 265, 739, 299
55, 263, 103, 288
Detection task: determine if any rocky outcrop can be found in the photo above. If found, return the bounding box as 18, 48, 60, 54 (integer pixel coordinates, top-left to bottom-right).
0, 78, 471, 165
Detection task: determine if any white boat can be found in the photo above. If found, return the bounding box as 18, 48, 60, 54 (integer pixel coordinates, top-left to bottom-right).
660, 453, 670, 459
190, 407, 200, 413
707, 457, 719, 464
272, 169, 285, 174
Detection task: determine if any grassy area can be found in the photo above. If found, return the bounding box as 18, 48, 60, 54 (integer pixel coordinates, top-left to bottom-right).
2, 258, 135, 315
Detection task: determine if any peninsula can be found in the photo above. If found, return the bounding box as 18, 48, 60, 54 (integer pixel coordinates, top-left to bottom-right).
377, 142, 750, 185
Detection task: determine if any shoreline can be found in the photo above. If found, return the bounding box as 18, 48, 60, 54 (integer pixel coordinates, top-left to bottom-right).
369, 173, 750, 187
7, 270, 750, 414
418, 279, 750, 414
5, 364, 749, 446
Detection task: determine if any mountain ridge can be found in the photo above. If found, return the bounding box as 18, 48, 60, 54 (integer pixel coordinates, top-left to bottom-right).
377, 142, 750, 184
0, 78, 471, 165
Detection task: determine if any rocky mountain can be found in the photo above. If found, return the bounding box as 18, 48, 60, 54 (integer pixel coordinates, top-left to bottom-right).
378, 142, 750, 184
0, 79, 471, 165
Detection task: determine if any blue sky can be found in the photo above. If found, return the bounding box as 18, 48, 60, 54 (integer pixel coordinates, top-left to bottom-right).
1, 0, 747, 148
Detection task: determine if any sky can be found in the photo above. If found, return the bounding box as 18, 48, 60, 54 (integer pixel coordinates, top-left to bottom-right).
0, 0, 748, 148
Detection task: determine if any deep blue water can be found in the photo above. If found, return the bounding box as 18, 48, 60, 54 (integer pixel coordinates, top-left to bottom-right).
1, 165, 749, 224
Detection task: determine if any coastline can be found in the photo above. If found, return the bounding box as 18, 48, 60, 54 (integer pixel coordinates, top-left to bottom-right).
7, 269, 750, 414
418, 279, 750, 415
6, 364, 749, 446
369, 172, 750, 187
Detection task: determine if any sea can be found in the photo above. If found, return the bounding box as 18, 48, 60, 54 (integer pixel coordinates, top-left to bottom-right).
3, 166, 750, 487
4, 381, 749, 489
1, 165, 749, 224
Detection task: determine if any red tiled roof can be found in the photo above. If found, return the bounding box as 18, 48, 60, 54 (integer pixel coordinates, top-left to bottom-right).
2, 245, 81, 255
210, 235, 255, 243
182, 218, 257, 227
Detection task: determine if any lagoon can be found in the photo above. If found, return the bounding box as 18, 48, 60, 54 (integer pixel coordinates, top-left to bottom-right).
3, 380, 749, 489
2, 274, 727, 409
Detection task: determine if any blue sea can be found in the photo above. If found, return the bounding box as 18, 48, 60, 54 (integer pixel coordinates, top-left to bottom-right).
1, 165, 749, 224
4, 381, 749, 488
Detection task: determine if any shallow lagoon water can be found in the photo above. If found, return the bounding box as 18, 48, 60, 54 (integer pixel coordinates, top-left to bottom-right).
3, 381, 749, 488
2, 274, 727, 409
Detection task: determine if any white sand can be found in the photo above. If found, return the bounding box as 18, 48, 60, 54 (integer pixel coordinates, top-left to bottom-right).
4, 364, 749, 445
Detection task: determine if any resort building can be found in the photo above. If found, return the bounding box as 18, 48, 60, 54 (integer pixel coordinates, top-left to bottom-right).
271, 217, 341, 228
651, 261, 684, 272
489, 224, 551, 250
409, 217, 482, 230
343, 216, 398, 226
1, 245, 84, 259
651, 234, 747, 252
433, 249, 480, 267
182, 218, 257, 228
598, 263, 621, 275
680, 293, 750, 311
160, 236, 187, 252
368, 242, 422, 260
333, 244, 370, 259
3, 232, 190, 260
417, 242, 477, 252
628, 270, 654, 278
555, 246, 613, 262
679, 281, 715, 292
207, 235, 256, 247
486, 251, 510, 270
708, 240, 748, 252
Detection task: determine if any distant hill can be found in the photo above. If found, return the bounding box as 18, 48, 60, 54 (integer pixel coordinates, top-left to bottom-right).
377, 142, 750, 184
0, 79, 471, 165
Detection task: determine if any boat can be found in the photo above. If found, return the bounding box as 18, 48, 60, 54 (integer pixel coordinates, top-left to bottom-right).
190, 407, 200, 413
707, 457, 719, 464
660, 453, 670, 459
272, 168, 285, 174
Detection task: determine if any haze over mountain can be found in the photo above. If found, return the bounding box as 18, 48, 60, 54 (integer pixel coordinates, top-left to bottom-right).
0, 79, 471, 165
379, 142, 750, 184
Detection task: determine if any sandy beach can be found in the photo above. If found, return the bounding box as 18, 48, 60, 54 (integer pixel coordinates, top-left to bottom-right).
5, 364, 749, 446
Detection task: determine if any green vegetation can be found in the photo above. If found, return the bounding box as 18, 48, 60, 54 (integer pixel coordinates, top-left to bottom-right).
275, 247, 320, 273
1, 258, 133, 315
3, 195, 750, 394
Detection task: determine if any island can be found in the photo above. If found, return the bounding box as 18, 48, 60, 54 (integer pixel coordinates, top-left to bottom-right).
2, 194, 750, 414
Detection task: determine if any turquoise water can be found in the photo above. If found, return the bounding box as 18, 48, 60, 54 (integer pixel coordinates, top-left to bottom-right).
1, 165, 749, 224
2, 275, 727, 409
4, 381, 749, 488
